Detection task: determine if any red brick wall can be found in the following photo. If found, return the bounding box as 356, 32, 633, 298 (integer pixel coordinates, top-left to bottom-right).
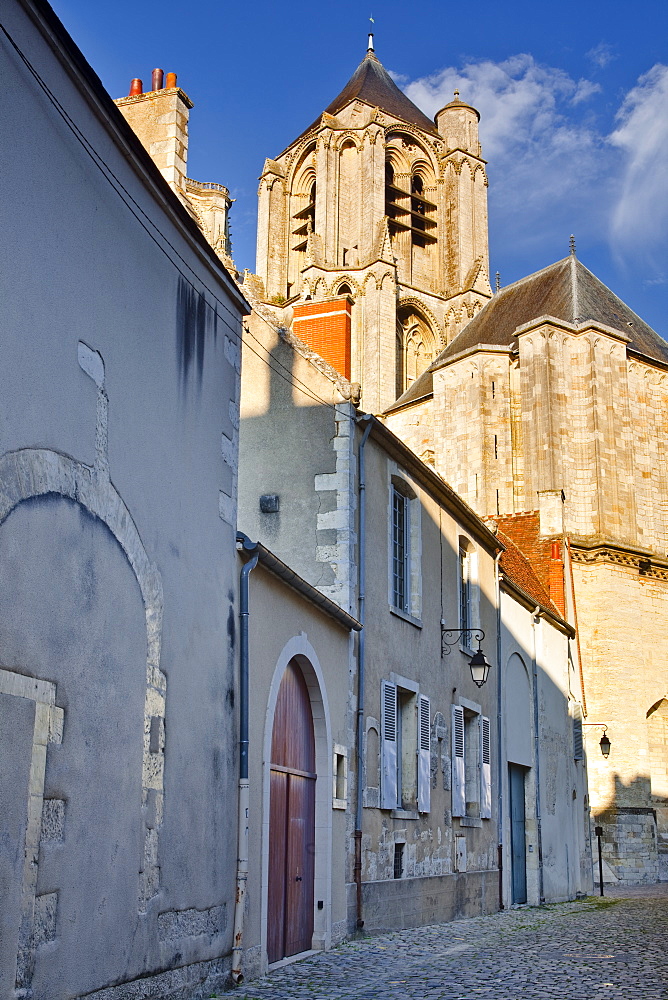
292, 297, 351, 379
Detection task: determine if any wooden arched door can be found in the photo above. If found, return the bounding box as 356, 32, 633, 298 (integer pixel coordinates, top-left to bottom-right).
267, 659, 316, 963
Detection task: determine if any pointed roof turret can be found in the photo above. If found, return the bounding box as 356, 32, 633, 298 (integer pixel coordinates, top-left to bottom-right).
290, 47, 438, 149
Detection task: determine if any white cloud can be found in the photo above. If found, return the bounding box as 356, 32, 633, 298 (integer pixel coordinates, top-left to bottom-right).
587, 42, 615, 70
400, 56, 667, 264
403, 55, 606, 250
609, 64, 668, 250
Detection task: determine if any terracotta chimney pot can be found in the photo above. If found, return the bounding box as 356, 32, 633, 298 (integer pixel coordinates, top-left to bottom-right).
165, 72, 177, 89
151, 68, 164, 91
129, 78, 143, 96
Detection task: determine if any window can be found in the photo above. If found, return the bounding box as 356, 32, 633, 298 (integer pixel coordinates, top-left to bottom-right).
392, 487, 409, 612
389, 473, 421, 621
332, 744, 348, 809
452, 704, 491, 820
381, 679, 430, 813
393, 843, 404, 879
458, 541, 479, 647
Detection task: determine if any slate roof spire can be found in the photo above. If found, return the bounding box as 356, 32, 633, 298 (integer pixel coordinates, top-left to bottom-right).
290, 43, 439, 148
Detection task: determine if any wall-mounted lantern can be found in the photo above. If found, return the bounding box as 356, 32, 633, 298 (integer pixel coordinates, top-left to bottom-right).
584, 722, 611, 758
441, 627, 492, 688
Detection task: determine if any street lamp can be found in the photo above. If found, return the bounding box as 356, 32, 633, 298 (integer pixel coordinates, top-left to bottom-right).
583, 723, 611, 758
599, 729, 611, 758
441, 627, 492, 687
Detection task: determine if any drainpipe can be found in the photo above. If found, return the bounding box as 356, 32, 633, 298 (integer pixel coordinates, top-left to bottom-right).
231, 532, 259, 984
494, 551, 504, 909
354, 415, 373, 929
531, 606, 545, 904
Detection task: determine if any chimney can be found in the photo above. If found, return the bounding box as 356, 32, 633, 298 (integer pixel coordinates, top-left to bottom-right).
548, 541, 566, 617
292, 295, 352, 379
114, 71, 192, 195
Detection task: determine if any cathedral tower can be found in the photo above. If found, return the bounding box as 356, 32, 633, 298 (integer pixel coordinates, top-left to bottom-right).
255, 39, 492, 411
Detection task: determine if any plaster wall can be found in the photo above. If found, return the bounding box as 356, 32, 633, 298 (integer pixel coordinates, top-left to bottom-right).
354, 433, 500, 929
1, 3, 246, 996
499, 592, 591, 907
238, 310, 357, 613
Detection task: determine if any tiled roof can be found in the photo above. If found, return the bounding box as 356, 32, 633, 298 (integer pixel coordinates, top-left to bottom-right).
291, 50, 438, 149
491, 513, 563, 620
431, 256, 668, 370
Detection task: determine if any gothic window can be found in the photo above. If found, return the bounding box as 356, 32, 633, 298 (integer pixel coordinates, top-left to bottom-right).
396, 307, 436, 396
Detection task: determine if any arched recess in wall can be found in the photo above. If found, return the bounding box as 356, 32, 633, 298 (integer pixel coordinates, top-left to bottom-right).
505, 652, 532, 767
396, 304, 437, 397
337, 138, 360, 266
261, 634, 332, 970
647, 698, 668, 805
0, 445, 164, 993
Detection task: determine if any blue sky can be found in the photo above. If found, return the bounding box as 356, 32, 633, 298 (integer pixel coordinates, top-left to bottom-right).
51, 0, 668, 334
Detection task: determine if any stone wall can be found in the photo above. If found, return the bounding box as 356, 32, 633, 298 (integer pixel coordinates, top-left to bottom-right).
574, 555, 668, 882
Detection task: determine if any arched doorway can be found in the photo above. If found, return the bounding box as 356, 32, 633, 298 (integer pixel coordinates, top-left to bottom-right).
267, 659, 316, 963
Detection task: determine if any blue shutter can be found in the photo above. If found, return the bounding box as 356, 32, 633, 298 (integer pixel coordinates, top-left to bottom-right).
452, 705, 465, 817
417, 694, 431, 813
381, 680, 398, 809
481, 715, 491, 819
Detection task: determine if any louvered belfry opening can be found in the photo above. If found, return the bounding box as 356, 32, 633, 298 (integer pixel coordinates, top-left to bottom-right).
267, 660, 316, 963
384, 163, 436, 247
292, 180, 316, 253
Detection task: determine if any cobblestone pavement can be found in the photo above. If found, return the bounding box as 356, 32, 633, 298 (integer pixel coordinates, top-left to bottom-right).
231, 885, 668, 999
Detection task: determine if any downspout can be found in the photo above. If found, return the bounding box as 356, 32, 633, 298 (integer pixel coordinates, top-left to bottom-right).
494, 551, 504, 909
231, 532, 259, 984
354, 415, 373, 929
531, 606, 545, 904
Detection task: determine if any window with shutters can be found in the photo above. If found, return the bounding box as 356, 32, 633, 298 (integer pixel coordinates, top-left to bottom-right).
452, 704, 492, 820
389, 474, 422, 622
381, 678, 431, 813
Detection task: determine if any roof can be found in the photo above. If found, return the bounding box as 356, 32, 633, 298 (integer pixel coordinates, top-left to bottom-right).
492, 516, 570, 629
237, 533, 362, 632
497, 528, 563, 622
290, 50, 438, 149
431, 255, 668, 372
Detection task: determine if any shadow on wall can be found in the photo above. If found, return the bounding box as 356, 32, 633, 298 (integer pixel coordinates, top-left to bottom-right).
592, 772, 668, 884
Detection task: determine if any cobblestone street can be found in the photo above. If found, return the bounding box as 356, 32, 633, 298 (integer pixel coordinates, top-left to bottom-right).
232, 885, 668, 1000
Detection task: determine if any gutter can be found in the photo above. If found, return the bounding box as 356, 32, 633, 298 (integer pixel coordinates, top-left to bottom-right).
531, 606, 545, 904
494, 551, 504, 909
231, 533, 259, 984
354, 415, 373, 928
247, 539, 362, 632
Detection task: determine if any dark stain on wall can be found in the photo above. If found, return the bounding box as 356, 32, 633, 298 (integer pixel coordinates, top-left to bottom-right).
227, 603, 235, 648
176, 277, 218, 386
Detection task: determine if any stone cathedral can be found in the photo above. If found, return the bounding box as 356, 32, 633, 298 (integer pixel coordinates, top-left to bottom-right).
116, 36, 668, 883
255, 38, 492, 414
253, 39, 668, 883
